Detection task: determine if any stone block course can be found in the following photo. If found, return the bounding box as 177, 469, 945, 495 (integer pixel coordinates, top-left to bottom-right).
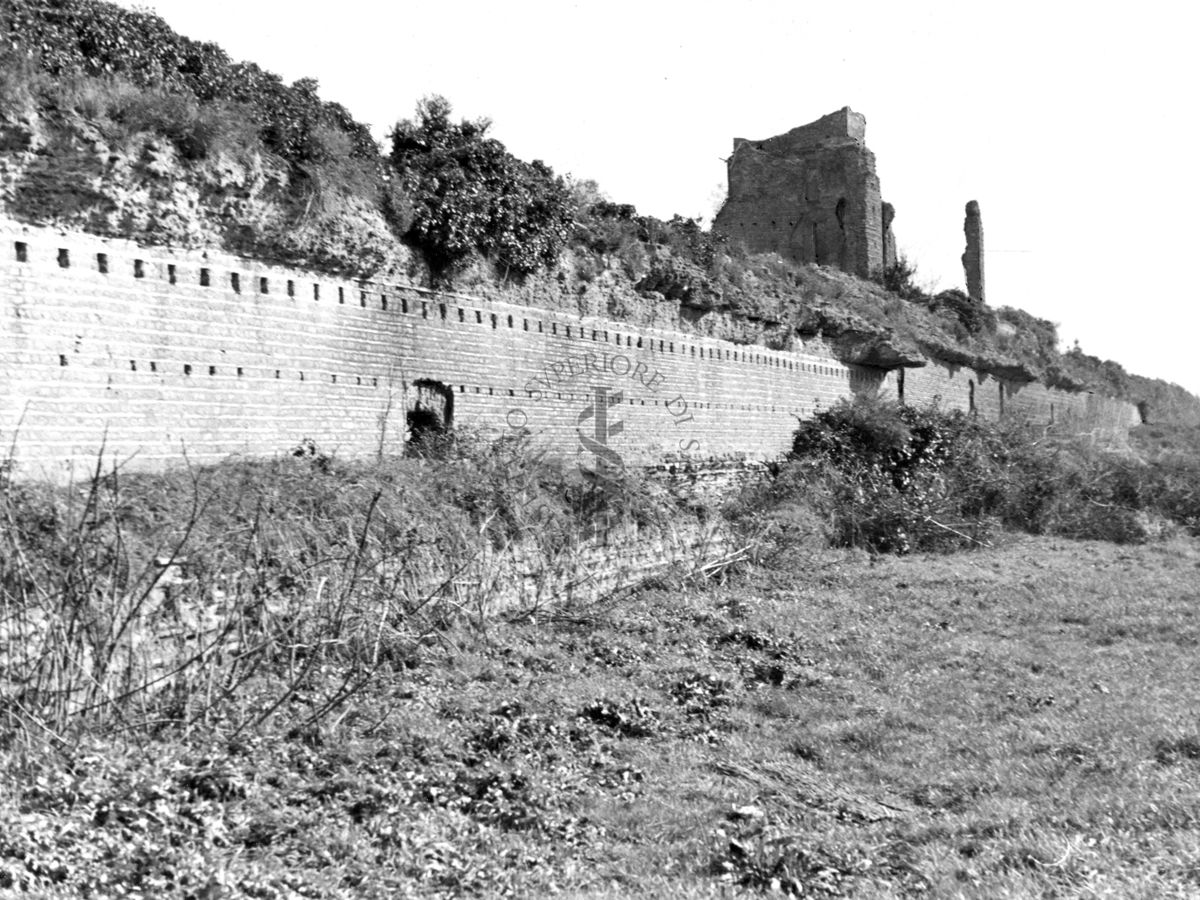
0, 218, 1137, 481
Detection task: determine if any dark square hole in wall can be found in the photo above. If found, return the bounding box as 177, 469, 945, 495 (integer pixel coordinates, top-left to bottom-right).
208, 365, 216, 376
338, 287, 345, 304
150, 361, 157, 372
167, 264, 176, 284
491, 313, 498, 329
237, 367, 244, 377
458, 308, 465, 322
439, 303, 447, 320
287, 280, 295, 297
476, 310, 482, 324
184, 364, 192, 376
14, 241, 27, 262
200, 268, 211, 287
566, 325, 571, 338
274, 370, 280, 379
59, 354, 68, 366
260, 277, 269, 294
400, 296, 408, 313
133, 259, 145, 278
313, 283, 320, 301
130, 360, 137, 371
381, 294, 388, 310
508, 315, 513, 328
300, 371, 305, 381
360, 290, 367, 307
96, 253, 108, 274
421, 302, 428, 318
230, 272, 240, 293
57, 249, 69, 268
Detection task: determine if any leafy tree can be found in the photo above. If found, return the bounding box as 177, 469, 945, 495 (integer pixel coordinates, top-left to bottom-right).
389, 96, 573, 275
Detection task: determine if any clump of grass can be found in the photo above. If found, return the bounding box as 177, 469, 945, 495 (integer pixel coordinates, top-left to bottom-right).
0, 433, 686, 746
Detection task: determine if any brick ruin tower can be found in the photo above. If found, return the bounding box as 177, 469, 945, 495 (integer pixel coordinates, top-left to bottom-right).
712, 107, 895, 279
962, 200, 985, 302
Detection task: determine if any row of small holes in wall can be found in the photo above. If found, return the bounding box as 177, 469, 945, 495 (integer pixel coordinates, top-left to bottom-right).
56, 354, 379, 387
451, 305, 848, 374
25, 243, 849, 377
34, 244, 335, 300
452, 384, 796, 413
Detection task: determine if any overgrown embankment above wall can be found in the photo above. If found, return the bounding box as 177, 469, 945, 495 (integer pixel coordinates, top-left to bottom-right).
0, 217, 1139, 481
2, 0, 1195, 425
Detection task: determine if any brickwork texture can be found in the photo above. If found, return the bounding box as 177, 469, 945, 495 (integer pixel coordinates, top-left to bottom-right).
0, 218, 1139, 480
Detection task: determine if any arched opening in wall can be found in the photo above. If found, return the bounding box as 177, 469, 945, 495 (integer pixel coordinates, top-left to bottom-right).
968, 379, 976, 415
406, 379, 454, 450
1136, 400, 1150, 424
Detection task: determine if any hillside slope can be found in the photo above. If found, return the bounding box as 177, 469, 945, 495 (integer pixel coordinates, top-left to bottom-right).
2, 0, 1197, 424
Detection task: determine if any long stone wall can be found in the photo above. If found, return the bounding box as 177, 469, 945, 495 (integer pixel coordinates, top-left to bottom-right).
0, 218, 1139, 481
873, 361, 1140, 441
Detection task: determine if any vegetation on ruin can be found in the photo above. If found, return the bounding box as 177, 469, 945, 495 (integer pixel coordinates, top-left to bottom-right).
3, 419, 1200, 895
3, 0, 1197, 419
388, 96, 574, 277
749, 398, 1200, 554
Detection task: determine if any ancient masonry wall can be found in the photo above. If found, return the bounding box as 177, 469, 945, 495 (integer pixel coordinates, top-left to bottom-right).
0, 221, 852, 479
874, 363, 1141, 442
0, 219, 1140, 480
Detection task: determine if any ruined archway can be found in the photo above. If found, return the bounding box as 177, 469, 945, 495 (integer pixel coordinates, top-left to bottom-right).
406, 379, 454, 448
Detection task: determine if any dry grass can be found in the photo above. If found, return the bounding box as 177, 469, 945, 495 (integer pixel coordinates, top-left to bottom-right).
3, 521, 1199, 896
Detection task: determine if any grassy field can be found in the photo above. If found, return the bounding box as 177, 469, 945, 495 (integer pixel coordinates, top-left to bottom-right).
3, 530, 1199, 898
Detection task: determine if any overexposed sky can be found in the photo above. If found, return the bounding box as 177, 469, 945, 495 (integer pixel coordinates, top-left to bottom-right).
119, 0, 1200, 395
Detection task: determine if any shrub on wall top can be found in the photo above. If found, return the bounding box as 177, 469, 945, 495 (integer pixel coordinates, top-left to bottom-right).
389, 96, 573, 276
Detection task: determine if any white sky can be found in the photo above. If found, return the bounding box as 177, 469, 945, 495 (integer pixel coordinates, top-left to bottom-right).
118, 0, 1200, 396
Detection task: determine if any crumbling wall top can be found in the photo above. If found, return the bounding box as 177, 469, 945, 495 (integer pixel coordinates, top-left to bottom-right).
733, 107, 867, 155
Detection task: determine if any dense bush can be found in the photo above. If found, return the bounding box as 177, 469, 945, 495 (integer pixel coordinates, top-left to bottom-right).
924, 288, 997, 337
1, 0, 376, 166
389, 96, 573, 276
873, 256, 927, 301
779, 398, 1200, 554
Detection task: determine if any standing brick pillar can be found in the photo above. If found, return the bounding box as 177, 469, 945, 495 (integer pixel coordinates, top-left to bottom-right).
881, 202, 897, 270
962, 200, 984, 302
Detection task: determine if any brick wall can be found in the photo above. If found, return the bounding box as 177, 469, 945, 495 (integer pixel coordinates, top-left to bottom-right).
0, 218, 1140, 481
0, 220, 854, 479
874, 360, 1140, 440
